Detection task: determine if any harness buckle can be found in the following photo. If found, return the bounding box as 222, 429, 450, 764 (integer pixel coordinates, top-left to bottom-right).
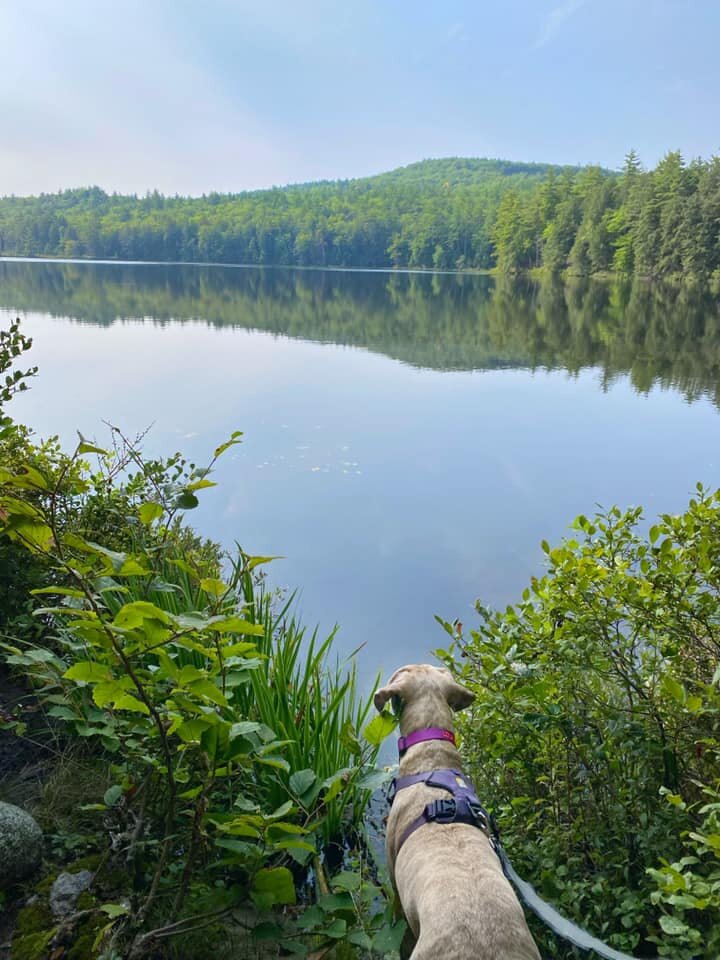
425, 797, 457, 824
467, 799, 489, 833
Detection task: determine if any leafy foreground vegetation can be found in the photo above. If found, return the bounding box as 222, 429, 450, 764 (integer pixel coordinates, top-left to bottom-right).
0, 323, 404, 959
439, 497, 720, 958
2, 151, 720, 280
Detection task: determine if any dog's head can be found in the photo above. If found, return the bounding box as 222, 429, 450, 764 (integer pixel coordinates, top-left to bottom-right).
374, 664, 474, 724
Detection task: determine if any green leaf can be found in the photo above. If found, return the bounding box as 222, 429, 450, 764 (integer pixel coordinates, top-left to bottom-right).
332, 871, 362, 892
659, 915, 690, 936
296, 906, 324, 931
186, 477, 217, 491
104, 785, 123, 806
319, 893, 354, 913
289, 769, 317, 798
138, 502, 163, 525
188, 678, 228, 707
348, 931, 373, 950
252, 921, 283, 941
176, 718, 213, 742
64, 661, 112, 684
372, 919, 408, 953
363, 709, 398, 746
93, 678, 133, 708
320, 918, 347, 938
229, 721, 263, 740
214, 431, 243, 459
252, 867, 296, 906
174, 490, 199, 510
113, 694, 150, 715
30, 586, 85, 598
113, 601, 171, 629
661, 674, 686, 705
199, 577, 229, 597
99, 903, 130, 918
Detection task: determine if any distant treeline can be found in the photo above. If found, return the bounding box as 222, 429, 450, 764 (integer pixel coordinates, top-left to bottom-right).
0, 153, 718, 278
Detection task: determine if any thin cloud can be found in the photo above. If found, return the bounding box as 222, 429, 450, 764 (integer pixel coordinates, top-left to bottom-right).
535, 0, 587, 48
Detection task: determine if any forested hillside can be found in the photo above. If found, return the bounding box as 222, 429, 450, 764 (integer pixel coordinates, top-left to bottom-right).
1, 152, 718, 278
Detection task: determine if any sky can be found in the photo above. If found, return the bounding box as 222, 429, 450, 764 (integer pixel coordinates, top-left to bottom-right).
2, 0, 719, 196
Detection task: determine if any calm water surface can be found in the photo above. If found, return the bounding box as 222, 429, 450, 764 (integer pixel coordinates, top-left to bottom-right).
2, 260, 720, 685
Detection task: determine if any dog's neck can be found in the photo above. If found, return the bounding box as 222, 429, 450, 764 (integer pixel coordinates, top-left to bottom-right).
396, 697, 462, 775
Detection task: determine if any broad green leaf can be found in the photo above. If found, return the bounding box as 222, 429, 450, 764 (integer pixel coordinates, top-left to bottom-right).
93, 678, 134, 708
113, 601, 171, 629
348, 931, 373, 950
253, 867, 296, 906
114, 694, 150, 715
176, 718, 213, 742
30, 585, 85, 598
229, 721, 263, 740
363, 710, 398, 746
252, 921, 283, 941
186, 478, 217, 491
319, 893, 354, 913
289, 769, 317, 797
188, 678, 228, 707
372, 919, 408, 953
104, 785, 123, 806
117, 558, 151, 576
332, 871, 362, 892
200, 578, 228, 597
320, 918, 347, 938
99, 903, 130, 918
659, 915, 689, 936
661, 674, 686, 705
138, 502, 163, 525
174, 490, 199, 510
64, 661, 112, 684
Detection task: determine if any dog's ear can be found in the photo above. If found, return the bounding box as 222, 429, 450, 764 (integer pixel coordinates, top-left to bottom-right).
441, 674, 475, 712
374, 669, 412, 712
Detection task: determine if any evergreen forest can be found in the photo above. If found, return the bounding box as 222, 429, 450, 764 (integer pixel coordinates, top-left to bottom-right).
1, 152, 719, 279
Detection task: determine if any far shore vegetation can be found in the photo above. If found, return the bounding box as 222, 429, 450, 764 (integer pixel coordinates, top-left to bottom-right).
1, 152, 719, 282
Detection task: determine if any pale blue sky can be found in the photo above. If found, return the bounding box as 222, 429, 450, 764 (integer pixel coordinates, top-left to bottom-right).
2, 0, 718, 196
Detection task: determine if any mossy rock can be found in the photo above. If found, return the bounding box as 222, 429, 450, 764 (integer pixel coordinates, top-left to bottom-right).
15, 899, 54, 935
66, 911, 106, 960
66, 853, 103, 874
0, 801, 43, 888
11, 899, 57, 960
10, 928, 54, 960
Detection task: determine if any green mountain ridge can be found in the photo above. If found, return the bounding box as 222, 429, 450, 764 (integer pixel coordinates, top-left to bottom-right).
3, 156, 577, 201
0, 151, 717, 279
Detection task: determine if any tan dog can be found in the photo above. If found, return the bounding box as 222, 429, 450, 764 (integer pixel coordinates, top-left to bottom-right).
375, 664, 540, 960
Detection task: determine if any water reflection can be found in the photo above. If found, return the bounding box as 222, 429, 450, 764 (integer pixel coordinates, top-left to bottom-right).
1, 259, 719, 405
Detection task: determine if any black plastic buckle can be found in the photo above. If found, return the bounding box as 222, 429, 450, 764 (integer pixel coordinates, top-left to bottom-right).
425, 797, 457, 824
467, 799, 489, 833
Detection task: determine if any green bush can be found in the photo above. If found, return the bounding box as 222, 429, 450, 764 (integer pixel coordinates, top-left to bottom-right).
439, 493, 720, 957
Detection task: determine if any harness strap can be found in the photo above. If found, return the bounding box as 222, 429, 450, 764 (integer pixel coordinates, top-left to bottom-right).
391, 768, 491, 853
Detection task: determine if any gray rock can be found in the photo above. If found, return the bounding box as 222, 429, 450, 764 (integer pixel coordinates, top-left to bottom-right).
50, 869, 93, 918
0, 800, 43, 889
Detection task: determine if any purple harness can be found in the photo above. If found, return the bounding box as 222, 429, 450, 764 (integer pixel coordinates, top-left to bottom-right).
390, 727, 494, 853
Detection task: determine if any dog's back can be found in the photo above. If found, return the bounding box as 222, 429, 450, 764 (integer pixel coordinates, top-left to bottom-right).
376, 664, 541, 960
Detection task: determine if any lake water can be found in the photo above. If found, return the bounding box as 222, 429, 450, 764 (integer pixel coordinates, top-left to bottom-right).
2, 259, 720, 687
